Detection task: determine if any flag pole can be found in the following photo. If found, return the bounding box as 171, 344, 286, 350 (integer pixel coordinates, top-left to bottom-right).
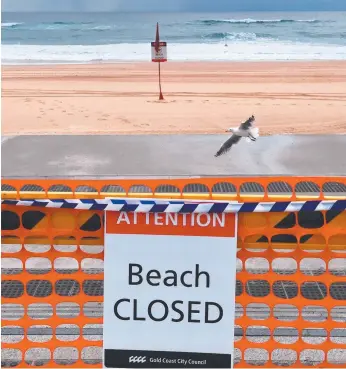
158, 61, 164, 100
155, 22, 164, 101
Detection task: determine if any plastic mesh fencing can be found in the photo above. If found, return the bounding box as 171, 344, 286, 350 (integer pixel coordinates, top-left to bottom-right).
2, 207, 104, 368
1, 204, 346, 367
2, 177, 346, 201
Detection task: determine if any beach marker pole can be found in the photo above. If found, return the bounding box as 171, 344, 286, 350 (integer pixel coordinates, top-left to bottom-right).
155, 23, 164, 100
151, 22, 167, 101
158, 61, 164, 100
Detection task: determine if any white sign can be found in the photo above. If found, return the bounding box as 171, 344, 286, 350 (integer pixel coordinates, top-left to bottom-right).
103, 211, 238, 368
151, 41, 167, 62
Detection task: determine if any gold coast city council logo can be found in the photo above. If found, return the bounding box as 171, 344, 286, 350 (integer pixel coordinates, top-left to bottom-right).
129, 356, 147, 363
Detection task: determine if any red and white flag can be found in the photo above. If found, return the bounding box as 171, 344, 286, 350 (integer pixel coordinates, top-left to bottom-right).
155, 22, 160, 52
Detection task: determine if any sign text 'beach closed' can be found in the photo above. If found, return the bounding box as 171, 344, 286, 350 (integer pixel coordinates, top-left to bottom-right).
103, 211, 238, 368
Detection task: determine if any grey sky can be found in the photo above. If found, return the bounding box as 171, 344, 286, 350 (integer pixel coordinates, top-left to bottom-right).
2, 0, 346, 12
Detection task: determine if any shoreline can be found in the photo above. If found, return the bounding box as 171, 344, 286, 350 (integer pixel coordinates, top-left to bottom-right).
3, 61, 346, 136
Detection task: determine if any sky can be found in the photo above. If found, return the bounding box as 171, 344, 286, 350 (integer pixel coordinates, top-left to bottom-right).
2, 0, 346, 12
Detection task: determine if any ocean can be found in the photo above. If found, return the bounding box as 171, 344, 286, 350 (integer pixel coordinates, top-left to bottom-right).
2, 11, 346, 64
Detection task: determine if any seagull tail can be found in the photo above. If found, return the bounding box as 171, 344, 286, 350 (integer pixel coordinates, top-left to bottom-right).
252, 127, 260, 138
246, 127, 260, 143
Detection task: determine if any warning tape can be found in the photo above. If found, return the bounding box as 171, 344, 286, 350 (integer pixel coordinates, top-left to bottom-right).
2, 198, 346, 213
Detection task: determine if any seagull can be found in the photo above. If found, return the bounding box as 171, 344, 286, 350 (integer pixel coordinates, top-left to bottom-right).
214, 115, 259, 157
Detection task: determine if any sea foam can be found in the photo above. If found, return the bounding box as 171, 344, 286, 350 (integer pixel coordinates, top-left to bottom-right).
1, 22, 23, 27
196, 18, 321, 25
2, 41, 346, 65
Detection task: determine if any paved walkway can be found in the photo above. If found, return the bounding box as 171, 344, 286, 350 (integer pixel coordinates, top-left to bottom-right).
2, 134, 346, 177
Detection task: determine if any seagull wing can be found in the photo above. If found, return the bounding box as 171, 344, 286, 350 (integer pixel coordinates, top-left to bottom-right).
240, 116, 254, 130
215, 134, 242, 157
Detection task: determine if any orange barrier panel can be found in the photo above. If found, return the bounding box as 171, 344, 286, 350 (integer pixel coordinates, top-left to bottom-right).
1, 206, 104, 368
2, 202, 345, 368
2, 176, 346, 201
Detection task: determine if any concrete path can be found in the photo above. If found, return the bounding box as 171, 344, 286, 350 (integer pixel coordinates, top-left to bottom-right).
2, 134, 346, 178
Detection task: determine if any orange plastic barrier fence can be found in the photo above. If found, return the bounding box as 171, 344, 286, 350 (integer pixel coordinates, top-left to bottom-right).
1, 177, 346, 368
2, 205, 345, 368
2, 176, 346, 201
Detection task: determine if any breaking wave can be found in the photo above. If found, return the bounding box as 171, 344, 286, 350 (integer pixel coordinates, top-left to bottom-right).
1, 22, 23, 28
203, 32, 272, 41
2, 42, 346, 65
2, 21, 97, 30
197, 18, 321, 25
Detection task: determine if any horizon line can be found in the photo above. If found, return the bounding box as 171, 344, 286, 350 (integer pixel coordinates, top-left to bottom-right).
2, 9, 346, 13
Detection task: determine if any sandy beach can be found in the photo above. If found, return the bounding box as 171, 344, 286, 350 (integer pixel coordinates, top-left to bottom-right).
2, 61, 346, 136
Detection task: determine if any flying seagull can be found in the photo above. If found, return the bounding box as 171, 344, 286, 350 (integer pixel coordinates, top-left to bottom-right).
215, 115, 259, 157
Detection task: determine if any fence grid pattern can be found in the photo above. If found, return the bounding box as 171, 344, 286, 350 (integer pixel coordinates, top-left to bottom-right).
2, 177, 346, 368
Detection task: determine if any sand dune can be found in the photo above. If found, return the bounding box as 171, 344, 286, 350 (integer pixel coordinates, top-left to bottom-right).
2, 61, 346, 135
